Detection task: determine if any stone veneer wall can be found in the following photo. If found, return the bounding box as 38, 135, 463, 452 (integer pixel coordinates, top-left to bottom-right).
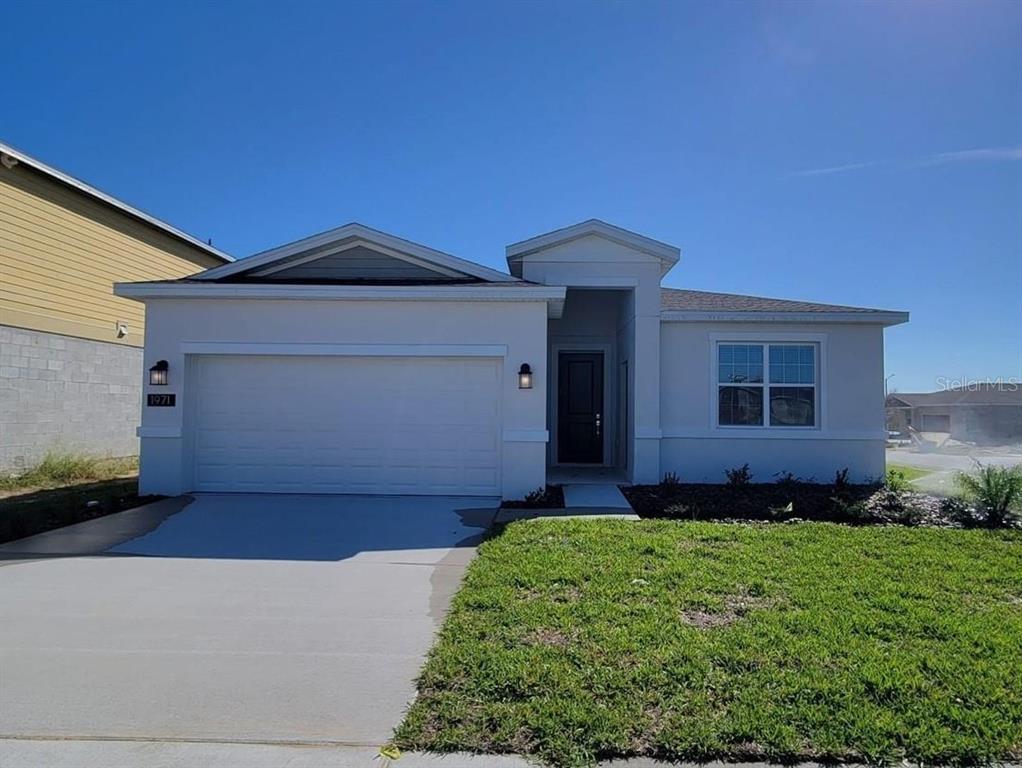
0, 325, 141, 471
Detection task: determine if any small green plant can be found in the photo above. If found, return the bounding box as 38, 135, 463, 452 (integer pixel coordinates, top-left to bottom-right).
886, 467, 911, 493
725, 463, 752, 486
833, 468, 851, 491
954, 463, 1022, 528
665, 502, 695, 520
774, 470, 797, 485
661, 471, 681, 489
829, 493, 869, 522
524, 486, 551, 505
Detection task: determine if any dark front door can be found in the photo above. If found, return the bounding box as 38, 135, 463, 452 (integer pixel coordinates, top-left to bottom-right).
558, 352, 604, 463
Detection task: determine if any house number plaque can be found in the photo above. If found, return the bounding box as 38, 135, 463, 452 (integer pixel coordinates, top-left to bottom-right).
147, 393, 176, 407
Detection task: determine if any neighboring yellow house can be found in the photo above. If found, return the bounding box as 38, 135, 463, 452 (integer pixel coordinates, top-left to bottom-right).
0, 141, 233, 470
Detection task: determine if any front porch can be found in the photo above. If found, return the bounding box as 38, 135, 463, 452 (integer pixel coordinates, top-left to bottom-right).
546, 465, 629, 485
545, 288, 634, 483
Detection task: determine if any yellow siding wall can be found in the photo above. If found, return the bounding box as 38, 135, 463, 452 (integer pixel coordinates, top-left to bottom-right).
0, 162, 224, 347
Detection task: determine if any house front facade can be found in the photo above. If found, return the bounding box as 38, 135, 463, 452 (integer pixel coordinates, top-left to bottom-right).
0, 142, 232, 471
116, 220, 908, 499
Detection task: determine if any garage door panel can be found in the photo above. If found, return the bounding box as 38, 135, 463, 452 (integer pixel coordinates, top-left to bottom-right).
188, 356, 502, 495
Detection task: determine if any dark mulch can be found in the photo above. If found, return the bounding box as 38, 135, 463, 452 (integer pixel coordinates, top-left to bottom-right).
501, 484, 565, 509
622, 481, 957, 527
0, 477, 160, 544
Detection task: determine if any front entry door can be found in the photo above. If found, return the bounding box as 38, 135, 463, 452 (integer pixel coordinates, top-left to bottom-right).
557, 352, 604, 464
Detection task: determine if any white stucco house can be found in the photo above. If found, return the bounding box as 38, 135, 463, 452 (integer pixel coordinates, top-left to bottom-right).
115, 220, 908, 500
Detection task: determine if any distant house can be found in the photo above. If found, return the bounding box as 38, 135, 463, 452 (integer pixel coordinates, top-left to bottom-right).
886, 384, 1022, 445
0, 142, 233, 471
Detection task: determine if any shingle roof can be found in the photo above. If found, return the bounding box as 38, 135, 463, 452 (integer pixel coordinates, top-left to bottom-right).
661, 288, 892, 314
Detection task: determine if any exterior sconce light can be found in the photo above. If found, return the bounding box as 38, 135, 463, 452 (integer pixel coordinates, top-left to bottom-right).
518, 363, 533, 389
149, 360, 169, 386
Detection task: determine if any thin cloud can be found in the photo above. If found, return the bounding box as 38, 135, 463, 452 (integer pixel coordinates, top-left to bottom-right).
791, 146, 1022, 177
791, 160, 883, 177
915, 146, 1022, 166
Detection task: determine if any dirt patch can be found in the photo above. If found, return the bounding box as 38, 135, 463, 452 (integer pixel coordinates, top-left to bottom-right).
522, 627, 576, 647
680, 592, 781, 629
520, 583, 582, 603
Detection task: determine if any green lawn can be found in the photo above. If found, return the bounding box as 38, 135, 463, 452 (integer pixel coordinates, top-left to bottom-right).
395, 520, 1022, 767
887, 464, 933, 483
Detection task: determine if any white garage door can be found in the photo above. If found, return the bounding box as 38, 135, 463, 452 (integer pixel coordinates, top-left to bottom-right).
188, 356, 501, 495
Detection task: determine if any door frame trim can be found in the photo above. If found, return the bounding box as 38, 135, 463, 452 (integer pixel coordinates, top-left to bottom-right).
550, 343, 613, 468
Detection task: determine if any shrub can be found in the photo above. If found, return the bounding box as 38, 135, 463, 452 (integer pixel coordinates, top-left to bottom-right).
774, 471, 798, 486
661, 471, 681, 489
954, 463, 1022, 528
665, 502, 694, 520
524, 487, 552, 505
725, 463, 752, 486
833, 468, 851, 491
886, 467, 911, 493
501, 486, 565, 510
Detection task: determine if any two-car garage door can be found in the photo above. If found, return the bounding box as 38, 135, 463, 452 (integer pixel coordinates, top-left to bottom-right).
188, 356, 501, 495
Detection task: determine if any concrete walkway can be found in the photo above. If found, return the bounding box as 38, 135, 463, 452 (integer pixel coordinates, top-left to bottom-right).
0, 494, 497, 765
563, 482, 634, 509
0, 737, 907, 767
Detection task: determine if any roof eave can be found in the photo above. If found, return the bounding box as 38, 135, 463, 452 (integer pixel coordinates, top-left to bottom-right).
660, 310, 910, 326
0, 141, 234, 263
113, 280, 566, 317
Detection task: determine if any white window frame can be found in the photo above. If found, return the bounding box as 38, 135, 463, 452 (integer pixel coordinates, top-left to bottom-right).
709, 332, 827, 433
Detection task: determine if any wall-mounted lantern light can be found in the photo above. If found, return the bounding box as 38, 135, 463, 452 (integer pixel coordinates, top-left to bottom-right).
518, 363, 533, 390
149, 360, 169, 386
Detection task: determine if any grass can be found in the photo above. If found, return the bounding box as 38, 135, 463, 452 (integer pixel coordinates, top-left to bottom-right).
0, 452, 147, 544
887, 464, 933, 483
0, 452, 138, 493
395, 519, 1022, 767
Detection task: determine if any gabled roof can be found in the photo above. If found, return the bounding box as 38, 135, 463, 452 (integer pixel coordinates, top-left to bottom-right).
506, 219, 681, 273
887, 385, 1021, 407
196, 222, 519, 284
0, 140, 234, 263
660, 288, 909, 325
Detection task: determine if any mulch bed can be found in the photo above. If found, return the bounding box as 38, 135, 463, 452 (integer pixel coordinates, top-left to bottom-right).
500, 484, 565, 509
0, 476, 160, 544
621, 481, 956, 526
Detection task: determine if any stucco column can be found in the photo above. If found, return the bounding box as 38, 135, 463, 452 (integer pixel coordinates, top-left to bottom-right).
631, 312, 661, 484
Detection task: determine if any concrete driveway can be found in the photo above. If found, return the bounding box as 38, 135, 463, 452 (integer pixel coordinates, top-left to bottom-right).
0, 494, 497, 763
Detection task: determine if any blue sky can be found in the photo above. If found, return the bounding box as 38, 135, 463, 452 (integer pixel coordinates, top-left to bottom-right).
2, 0, 1019, 392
